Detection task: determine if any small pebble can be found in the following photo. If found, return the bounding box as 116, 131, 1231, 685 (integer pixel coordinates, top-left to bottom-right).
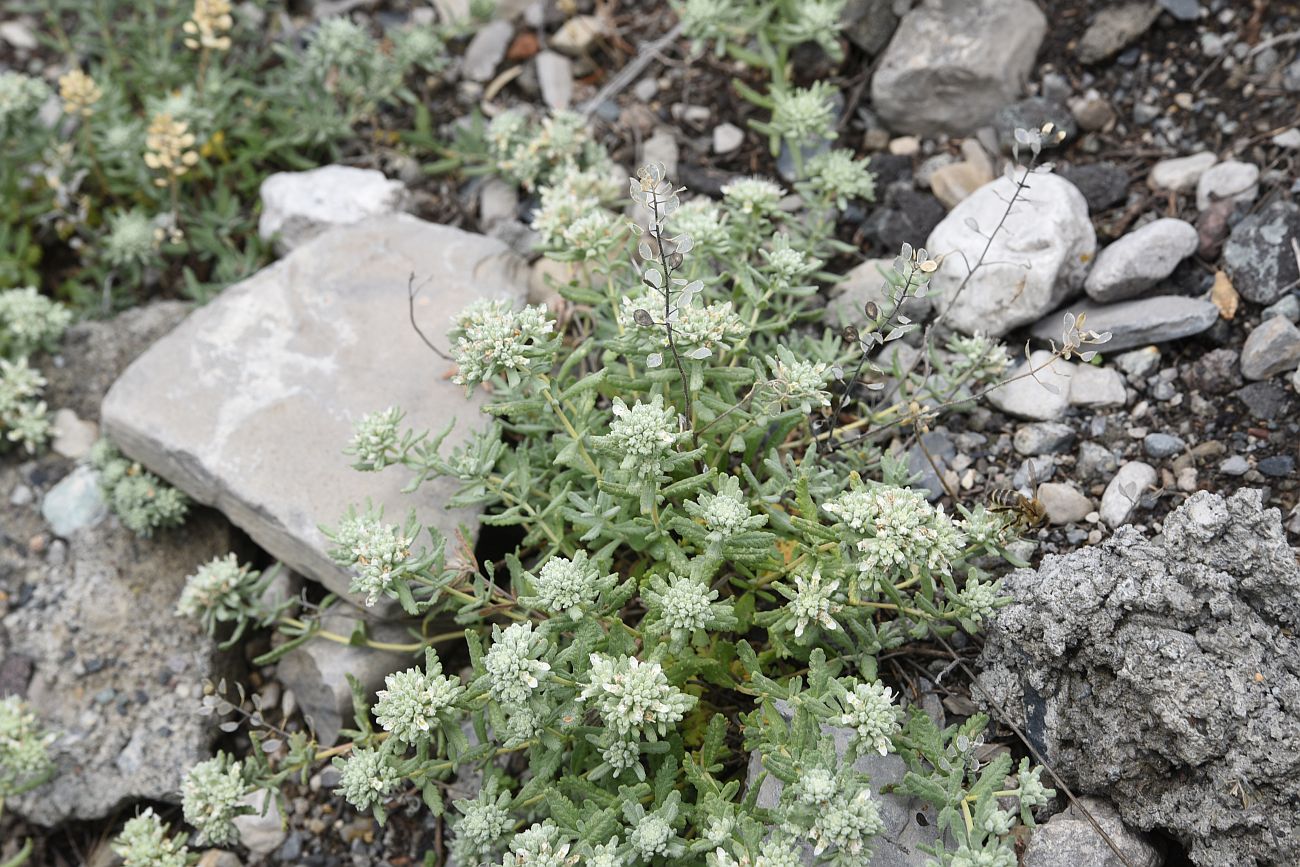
1220, 455, 1250, 476
1143, 433, 1187, 459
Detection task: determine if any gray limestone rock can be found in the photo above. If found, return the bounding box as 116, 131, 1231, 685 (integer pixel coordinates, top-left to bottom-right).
1084, 218, 1198, 303
101, 215, 529, 610
987, 351, 1074, 421
1222, 200, 1300, 305
1029, 297, 1218, 353
978, 489, 1300, 866
870, 0, 1047, 136
275, 612, 415, 746
258, 165, 407, 254
1022, 797, 1161, 867
1076, 2, 1161, 64
927, 169, 1095, 337
1099, 460, 1156, 527
1239, 316, 1300, 381
3, 510, 242, 824
40, 465, 108, 537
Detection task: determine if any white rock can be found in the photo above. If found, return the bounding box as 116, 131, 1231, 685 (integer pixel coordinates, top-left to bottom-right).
1100, 461, 1157, 528
640, 126, 679, 179
713, 122, 745, 154
1068, 364, 1127, 407
1037, 482, 1093, 525
462, 19, 513, 82
50, 408, 99, 460
926, 168, 1096, 336
826, 259, 932, 328
888, 136, 920, 156
41, 466, 108, 538
101, 215, 530, 610
478, 177, 519, 230
258, 165, 406, 254
871, 0, 1047, 135
550, 14, 604, 55
1272, 129, 1300, 150
0, 20, 37, 50
1195, 160, 1259, 211
536, 50, 573, 111
987, 350, 1074, 421
1084, 218, 1199, 302
231, 790, 287, 856
1149, 152, 1216, 192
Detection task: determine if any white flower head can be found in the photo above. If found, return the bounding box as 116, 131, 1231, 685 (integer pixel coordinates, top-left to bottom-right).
720, 176, 786, 218
484, 622, 551, 706
181, 754, 246, 846
778, 565, 842, 638
824, 482, 965, 585
524, 550, 615, 620
449, 299, 556, 390
602, 395, 680, 480
334, 747, 399, 812
838, 680, 900, 756
580, 654, 696, 740
373, 648, 464, 744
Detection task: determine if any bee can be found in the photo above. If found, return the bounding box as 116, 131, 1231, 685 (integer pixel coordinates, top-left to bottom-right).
988, 488, 1048, 531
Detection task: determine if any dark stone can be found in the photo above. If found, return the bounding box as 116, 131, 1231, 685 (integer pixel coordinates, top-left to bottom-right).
861, 186, 945, 257
1058, 161, 1130, 213
1182, 348, 1243, 396
1234, 382, 1292, 421
1196, 198, 1236, 260
1223, 200, 1300, 304
1258, 455, 1295, 477
865, 153, 914, 189
840, 0, 900, 55
994, 97, 1078, 152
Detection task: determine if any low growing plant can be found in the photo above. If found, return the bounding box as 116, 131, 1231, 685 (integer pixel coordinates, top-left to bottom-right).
149, 146, 1102, 866
89, 438, 190, 536
0, 286, 72, 454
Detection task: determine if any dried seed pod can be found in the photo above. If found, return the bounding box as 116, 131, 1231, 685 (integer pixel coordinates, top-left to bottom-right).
841, 325, 859, 343
633, 309, 654, 327
864, 301, 880, 321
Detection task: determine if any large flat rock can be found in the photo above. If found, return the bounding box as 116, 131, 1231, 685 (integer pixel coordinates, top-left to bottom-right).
102, 215, 529, 610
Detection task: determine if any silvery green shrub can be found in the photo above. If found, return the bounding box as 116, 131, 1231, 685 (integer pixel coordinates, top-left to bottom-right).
168, 147, 1068, 865
0, 287, 71, 454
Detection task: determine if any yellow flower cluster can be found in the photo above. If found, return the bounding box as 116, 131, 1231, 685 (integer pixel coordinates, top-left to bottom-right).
183, 0, 234, 52
58, 69, 101, 117
144, 114, 199, 186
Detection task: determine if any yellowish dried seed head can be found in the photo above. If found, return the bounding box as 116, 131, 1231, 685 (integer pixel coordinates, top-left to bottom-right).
183, 0, 234, 51
58, 69, 102, 117
144, 113, 200, 184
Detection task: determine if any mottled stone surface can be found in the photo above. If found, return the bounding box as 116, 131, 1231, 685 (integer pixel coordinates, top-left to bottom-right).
102, 215, 529, 609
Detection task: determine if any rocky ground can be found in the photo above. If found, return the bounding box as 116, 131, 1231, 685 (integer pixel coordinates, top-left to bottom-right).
2, 0, 1300, 865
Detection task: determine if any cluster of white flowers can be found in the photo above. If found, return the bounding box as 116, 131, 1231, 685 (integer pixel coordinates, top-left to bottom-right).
347, 406, 403, 468
676, 0, 745, 54
301, 17, 399, 107
329, 511, 413, 606
959, 504, 1012, 549
795, 768, 837, 805
644, 572, 730, 644
769, 82, 837, 146
684, 475, 765, 542
176, 553, 256, 624
391, 25, 446, 74
335, 746, 399, 812
58, 68, 101, 117
619, 291, 748, 363
601, 395, 679, 480
838, 680, 900, 756
0, 71, 50, 134
824, 483, 966, 584
112, 809, 190, 867
720, 176, 785, 218
584, 838, 622, 867
524, 550, 614, 620
449, 299, 555, 390
761, 234, 821, 287
755, 834, 804, 867
531, 174, 606, 246
559, 209, 623, 260
949, 841, 1018, 867
0, 358, 51, 454
805, 148, 876, 209
765, 345, 833, 414
103, 209, 160, 268
373, 649, 464, 744
779, 566, 842, 638
484, 622, 551, 706
809, 787, 884, 858
0, 286, 73, 357
487, 109, 603, 191
945, 332, 1011, 384
629, 809, 674, 860
775, 0, 847, 56
598, 738, 641, 779
956, 575, 1003, 625
670, 198, 730, 254
581, 654, 696, 740
450, 785, 512, 862
1016, 757, 1055, 809
180, 754, 246, 846
501, 821, 576, 867
0, 696, 53, 795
